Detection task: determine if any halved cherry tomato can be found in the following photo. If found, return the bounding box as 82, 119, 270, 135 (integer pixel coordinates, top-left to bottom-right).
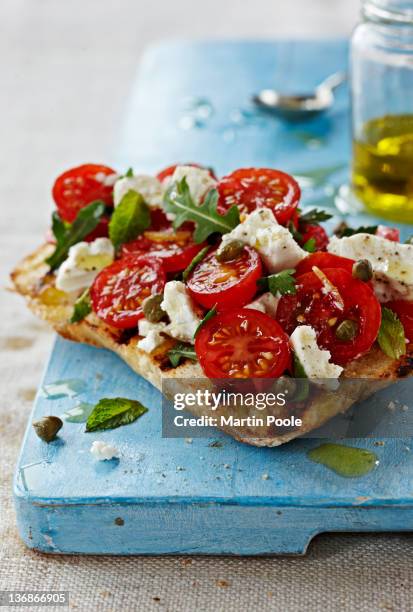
84, 215, 110, 242
52, 164, 116, 223
195, 308, 291, 379
386, 300, 413, 342
187, 246, 262, 311
217, 168, 300, 225
299, 223, 329, 251
120, 230, 206, 273
149, 208, 172, 231
295, 252, 355, 277
90, 255, 166, 329
376, 225, 400, 242
276, 268, 381, 365
156, 163, 217, 183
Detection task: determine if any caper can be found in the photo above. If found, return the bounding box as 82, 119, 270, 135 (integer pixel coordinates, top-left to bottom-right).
335, 319, 358, 342
216, 240, 245, 262
352, 259, 373, 282
142, 294, 166, 323
33, 416, 63, 443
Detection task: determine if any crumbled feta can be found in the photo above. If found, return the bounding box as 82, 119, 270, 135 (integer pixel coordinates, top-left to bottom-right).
161, 281, 201, 342
219, 209, 307, 273
113, 174, 163, 208
290, 325, 343, 379
170, 165, 217, 204
137, 320, 167, 353
90, 440, 119, 461
328, 234, 413, 302
246, 292, 280, 317
95, 171, 118, 187
55, 238, 114, 293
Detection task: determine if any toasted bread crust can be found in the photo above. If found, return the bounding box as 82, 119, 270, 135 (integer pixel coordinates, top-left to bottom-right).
11, 244, 413, 446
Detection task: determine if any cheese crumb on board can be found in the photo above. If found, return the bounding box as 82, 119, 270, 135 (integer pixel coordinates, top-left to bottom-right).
90, 440, 119, 461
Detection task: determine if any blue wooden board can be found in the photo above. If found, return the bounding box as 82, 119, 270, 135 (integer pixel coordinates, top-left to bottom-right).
14, 40, 413, 555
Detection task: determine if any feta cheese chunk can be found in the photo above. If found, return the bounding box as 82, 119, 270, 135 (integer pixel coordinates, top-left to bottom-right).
328, 234, 413, 302
290, 325, 343, 379
246, 292, 280, 317
170, 165, 217, 204
161, 281, 201, 342
90, 440, 119, 461
114, 174, 163, 208
55, 238, 114, 293
137, 320, 167, 353
219, 209, 307, 273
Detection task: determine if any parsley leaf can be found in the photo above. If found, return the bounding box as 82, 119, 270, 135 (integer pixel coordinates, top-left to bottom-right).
258, 269, 297, 296
109, 190, 150, 250
377, 307, 406, 360
299, 208, 333, 224
163, 178, 240, 244
46, 200, 106, 270
168, 343, 198, 367
194, 305, 217, 337
303, 237, 317, 253
182, 246, 210, 281
70, 288, 92, 324
336, 224, 378, 238
86, 397, 148, 432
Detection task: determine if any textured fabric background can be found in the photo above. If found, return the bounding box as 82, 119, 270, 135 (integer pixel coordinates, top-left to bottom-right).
1, 1, 412, 610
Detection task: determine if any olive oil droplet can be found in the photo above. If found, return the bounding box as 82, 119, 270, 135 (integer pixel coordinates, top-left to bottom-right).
307, 443, 378, 478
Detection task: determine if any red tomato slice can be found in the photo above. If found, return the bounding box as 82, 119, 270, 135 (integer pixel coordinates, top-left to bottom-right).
84, 215, 110, 242
217, 168, 300, 225
52, 164, 116, 223
295, 252, 355, 277
149, 208, 172, 231
187, 246, 262, 311
120, 230, 206, 273
90, 255, 166, 329
195, 308, 291, 378
156, 163, 217, 183
385, 300, 413, 342
276, 267, 381, 365
376, 225, 400, 242
299, 223, 329, 251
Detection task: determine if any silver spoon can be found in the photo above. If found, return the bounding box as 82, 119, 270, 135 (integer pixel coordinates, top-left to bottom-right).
252, 71, 347, 121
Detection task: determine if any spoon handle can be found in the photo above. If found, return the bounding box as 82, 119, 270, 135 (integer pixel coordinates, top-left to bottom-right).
318, 71, 347, 92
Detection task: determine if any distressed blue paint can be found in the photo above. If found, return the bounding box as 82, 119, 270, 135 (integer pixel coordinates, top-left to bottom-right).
14, 40, 413, 555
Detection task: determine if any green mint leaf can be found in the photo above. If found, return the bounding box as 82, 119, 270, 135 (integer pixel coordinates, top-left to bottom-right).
86, 397, 148, 432
46, 200, 106, 271
377, 307, 406, 360
109, 190, 150, 250
168, 343, 198, 367
182, 246, 210, 281
299, 208, 333, 224
258, 269, 297, 296
70, 288, 92, 324
194, 304, 217, 337
336, 225, 378, 238
303, 237, 316, 253
163, 178, 240, 244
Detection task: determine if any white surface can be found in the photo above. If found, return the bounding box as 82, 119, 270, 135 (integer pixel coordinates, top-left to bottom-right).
3, 2, 411, 612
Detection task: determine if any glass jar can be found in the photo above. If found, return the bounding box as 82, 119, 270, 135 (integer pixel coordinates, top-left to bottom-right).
351, 0, 413, 222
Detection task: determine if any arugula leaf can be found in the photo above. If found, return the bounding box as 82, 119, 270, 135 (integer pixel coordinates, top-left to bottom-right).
182, 246, 210, 281
299, 208, 333, 224
109, 190, 150, 250
303, 237, 316, 253
336, 224, 378, 238
258, 269, 297, 296
168, 343, 198, 367
163, 178, 240, 244
70, 288, 92, 324
46, 201, 106, 270
377, 307, 406, 360
86, 397, 148, 432
194, 305, 217, 337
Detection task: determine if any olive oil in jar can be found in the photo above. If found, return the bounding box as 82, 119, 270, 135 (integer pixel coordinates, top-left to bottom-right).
352, 114, 413, 222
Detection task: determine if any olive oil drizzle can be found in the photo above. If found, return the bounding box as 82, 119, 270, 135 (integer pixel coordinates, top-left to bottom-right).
307, 443, 378, 478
